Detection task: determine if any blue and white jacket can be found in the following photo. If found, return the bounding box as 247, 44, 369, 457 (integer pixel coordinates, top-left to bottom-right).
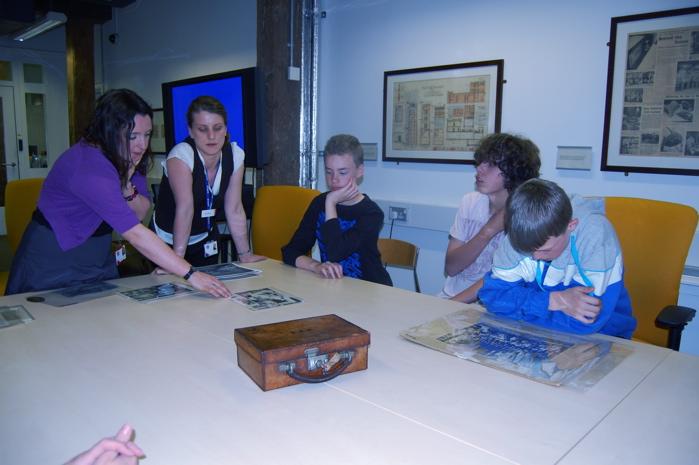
478, 196, 636, 338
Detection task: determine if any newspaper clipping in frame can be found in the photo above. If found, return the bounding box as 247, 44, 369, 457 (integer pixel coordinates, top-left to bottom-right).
622, 27, 699, 158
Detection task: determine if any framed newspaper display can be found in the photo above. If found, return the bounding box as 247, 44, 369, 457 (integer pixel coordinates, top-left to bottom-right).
150, 108, 167, 154
382, 60, 503, 164
601, 7, 699, 176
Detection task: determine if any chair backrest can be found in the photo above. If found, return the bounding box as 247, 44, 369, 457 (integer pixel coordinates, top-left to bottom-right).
151, 183, 160, 206
251, 185, 320, 261
605, 197, 698, 347
5, 178, 44, 253
377, 238, 420, 292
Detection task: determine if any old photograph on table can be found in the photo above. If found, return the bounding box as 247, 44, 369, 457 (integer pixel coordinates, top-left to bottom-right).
401, 308, 632, 389
194, 262, 261, 280
231, 287, 302, 311
602, 7, 699, 175
36, 281, 121, 307
120, 282, 195, 303
0, 305, 34, 329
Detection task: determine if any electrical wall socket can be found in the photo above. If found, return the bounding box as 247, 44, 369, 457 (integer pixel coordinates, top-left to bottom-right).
389, 206, 408, 222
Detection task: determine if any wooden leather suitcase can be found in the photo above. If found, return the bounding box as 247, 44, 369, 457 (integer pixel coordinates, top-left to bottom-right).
234, 314, 370, 391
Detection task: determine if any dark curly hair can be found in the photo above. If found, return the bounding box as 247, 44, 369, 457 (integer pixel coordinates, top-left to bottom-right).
473, 133, 541, 192
83, 89, 153, 187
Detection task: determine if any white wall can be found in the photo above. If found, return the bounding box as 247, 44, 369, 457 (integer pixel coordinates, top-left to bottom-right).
316, 0, 699, 289
99, 0, 256, 107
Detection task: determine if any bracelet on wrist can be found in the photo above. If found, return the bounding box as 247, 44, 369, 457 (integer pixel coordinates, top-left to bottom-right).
238, 249, 251, 256
182, 266, 195, 281
124, 185, 139, 202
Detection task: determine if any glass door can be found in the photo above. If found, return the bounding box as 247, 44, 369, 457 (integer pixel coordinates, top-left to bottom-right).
0, 49, 68, 234
0, 85, 19, 206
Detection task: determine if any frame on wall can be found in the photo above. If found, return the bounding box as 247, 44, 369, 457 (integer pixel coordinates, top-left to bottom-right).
150, 108, 166, 154
601, 7, 699, 176
382, 60, 503, 164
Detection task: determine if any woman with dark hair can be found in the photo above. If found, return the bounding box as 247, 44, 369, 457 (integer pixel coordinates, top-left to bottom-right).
152, 96, 263, 267
6, 89, 230, 298
439, 132, 541, 303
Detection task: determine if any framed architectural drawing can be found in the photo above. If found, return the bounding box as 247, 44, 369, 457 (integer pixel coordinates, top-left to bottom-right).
382, 60, 503, 164
601, 7, 699, 176
150, 108, 166, 154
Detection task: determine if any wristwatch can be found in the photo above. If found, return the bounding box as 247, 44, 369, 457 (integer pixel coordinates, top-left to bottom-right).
183, 266, 195, 280
124, 185, 139, 202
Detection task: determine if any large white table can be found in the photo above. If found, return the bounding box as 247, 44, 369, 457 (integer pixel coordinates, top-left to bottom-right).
1, 260, 697, 465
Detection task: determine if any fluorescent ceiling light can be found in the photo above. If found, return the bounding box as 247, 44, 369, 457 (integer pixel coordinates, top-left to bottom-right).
14, 12, 67, 42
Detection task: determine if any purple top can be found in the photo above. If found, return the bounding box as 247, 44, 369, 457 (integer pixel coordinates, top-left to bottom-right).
37, 140, 150, 251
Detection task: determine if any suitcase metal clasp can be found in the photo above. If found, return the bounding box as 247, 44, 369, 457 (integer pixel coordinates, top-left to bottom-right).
277, 347, 355, 384
304, 347, 328, 371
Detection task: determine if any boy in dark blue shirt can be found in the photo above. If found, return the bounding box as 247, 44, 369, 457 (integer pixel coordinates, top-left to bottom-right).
282, 134, 392, 286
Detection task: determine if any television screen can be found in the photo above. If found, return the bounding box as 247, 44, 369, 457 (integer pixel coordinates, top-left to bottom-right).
161, 67, 262, 167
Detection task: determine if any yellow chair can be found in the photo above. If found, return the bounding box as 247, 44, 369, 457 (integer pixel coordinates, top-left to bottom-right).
378, 238, 420, 293
605, 197, 697, 350
1, 178, 44, 294
250, 185, 320, 261
6, 178, 44, 253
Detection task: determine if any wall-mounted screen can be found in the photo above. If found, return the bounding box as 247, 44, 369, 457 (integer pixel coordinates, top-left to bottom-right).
161, 67, 262, 167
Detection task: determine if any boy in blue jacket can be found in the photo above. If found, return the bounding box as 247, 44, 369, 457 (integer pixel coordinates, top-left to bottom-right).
478, 179, 636, 338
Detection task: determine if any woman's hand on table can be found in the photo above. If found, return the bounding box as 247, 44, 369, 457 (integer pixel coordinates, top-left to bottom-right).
188, 271, 232, 298
151, 267, 230, 298
64, 424, 144, 465
238, 252, 266, 264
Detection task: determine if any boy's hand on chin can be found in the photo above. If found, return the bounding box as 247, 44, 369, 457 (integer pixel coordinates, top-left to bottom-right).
328, 180, 359, 205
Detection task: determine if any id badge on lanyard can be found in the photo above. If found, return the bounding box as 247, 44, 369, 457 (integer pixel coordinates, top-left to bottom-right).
115, 244, 127, 265
202, 162, 219, 230
202, 163, 219, 259
204, 240, 218, 257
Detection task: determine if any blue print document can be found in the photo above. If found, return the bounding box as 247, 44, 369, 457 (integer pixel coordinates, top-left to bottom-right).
400, 307, 632, 389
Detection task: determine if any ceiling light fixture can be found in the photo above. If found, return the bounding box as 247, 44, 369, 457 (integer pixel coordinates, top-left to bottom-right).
13, 11, 67, 42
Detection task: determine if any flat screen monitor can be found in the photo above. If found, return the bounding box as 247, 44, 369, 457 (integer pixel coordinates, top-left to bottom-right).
161, 67, 261, 167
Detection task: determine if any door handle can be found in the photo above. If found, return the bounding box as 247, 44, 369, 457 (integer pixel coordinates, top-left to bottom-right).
0, 162, 17, 167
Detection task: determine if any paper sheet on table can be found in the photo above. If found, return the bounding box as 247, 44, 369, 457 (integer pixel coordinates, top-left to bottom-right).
194, 262, 261, 281
0, 305, 34, 329
231, 287, 302, 310
400, 307, 632, 390
35, 282, 121, 307
119, 282, 194, 303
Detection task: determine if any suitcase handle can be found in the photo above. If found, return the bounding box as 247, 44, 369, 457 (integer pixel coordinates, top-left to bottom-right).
278, 350, 354, 384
